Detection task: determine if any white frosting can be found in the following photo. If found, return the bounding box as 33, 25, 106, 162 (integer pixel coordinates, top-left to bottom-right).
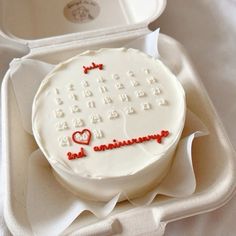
32, 48, 186, 201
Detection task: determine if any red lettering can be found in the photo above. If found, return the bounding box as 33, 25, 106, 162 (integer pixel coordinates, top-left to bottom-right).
91, 130, 170, 153
161, 130, 169, 137
112, 140, 122, 148
138, 137, 145, 143
67, 152, 73, 160
83, 62, 104, 74
78, 147, 86, 158
131, 138, 139, 143
100, 144, 108, 151
108, 143, 115, 149
142, 136, 151, 142
67, 148, 86, 160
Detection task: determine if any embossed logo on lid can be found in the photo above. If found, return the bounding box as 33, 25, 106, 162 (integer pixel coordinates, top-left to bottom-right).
64, 0, 100, 24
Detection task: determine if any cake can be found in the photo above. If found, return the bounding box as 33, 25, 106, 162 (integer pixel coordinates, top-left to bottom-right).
32, 48, 186, 202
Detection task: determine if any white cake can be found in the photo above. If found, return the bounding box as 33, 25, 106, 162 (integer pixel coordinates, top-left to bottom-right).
32, 48, 186, 202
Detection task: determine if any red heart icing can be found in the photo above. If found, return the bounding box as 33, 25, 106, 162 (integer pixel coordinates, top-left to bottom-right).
72, 129, 92, 145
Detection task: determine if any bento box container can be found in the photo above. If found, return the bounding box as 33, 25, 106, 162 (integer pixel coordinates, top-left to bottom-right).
1, 0, 236, 235
0, 0, 166, 48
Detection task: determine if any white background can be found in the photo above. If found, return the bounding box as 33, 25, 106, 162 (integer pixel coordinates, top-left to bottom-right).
157, 1, 236, 235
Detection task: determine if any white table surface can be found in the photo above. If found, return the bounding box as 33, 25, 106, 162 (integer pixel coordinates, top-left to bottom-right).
1, 0, 236, 235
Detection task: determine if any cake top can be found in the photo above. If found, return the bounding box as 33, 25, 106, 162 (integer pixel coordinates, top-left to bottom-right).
32, 48, 186, 179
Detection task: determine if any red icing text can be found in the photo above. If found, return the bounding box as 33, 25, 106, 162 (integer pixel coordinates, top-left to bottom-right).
67, 148, 86, 160
93, 130, 169, 152
83, 62, 103, 74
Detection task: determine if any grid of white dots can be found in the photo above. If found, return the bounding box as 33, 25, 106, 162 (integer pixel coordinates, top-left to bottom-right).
99, 86, 108, 93
87, 101, 95, 108
71, 105, 80, 113
72, 118, 85, 128
108, 110, 119, 119
67, 84, 75, 91
93, 129, 103, 139
68, 93, 78, 101
58, 136, 71, 147
55, 98, 63, 105
52, 68, 168, 145
81, 80, 89, 87
55, 121, 69, 131
97, 76, 105, 83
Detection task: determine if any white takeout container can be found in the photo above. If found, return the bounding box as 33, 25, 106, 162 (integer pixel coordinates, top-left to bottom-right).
1, 0, 236, 235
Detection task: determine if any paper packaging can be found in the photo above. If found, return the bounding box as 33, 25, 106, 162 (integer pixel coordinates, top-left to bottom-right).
2, 30, 236, 236
1, 0, 236, 235
2, 30, 212, 235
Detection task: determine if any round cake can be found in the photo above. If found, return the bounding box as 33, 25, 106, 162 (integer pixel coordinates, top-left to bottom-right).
32, 48, 186, 202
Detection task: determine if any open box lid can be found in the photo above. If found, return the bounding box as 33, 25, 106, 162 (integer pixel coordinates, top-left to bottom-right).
0, 0, 166, 49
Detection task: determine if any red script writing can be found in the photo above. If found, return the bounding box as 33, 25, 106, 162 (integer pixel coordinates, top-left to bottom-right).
93, 130, 169, 152
83, 62, 103, 74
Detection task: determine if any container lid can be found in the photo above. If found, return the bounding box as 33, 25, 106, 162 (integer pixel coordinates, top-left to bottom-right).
0, 0, 166, 49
